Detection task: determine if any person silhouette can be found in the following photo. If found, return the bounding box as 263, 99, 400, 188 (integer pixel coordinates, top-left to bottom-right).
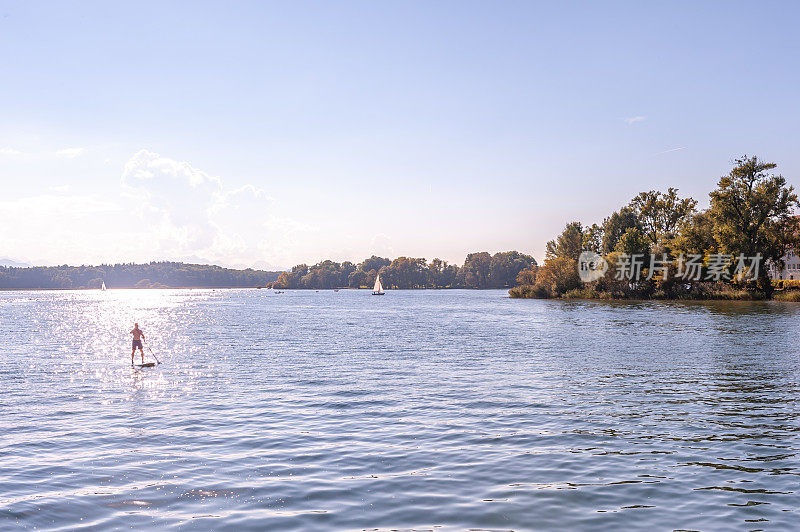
130, 323, 145, 365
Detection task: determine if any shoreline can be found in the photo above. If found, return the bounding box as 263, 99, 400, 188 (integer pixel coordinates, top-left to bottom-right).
0, 286, 515, 292
5, 286, 800, 304
508, 290, 800, 302
512, 295, 795, 303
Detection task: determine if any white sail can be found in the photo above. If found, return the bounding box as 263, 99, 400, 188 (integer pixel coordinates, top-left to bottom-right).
101, 281, 106, 291
373, 274, 383, 293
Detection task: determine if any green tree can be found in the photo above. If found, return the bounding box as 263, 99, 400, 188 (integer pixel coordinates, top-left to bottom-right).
487, 251, 537, 288
457, 252, 493, 288
532, 257, 579, 297
674, 210, 718, 255
273, 271, 292, 289
615, 227, 651, 257
348, 269, 367, 288
428, 258, 458, 288
709, 156, 800, 289
292, 264, 309, 278
545, 222, 583, 260
361, 256, 390, 273
629, 188, 697, 247
385, 257, 428, 288
602, 208, 640, 255
582, 224, 603, 253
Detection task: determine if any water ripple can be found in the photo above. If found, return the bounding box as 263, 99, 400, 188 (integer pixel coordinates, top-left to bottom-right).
1, 290, 799, 530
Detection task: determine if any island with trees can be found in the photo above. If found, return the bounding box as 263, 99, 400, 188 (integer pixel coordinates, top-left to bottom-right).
272, 251, 536, 290
509, 156, 800, 301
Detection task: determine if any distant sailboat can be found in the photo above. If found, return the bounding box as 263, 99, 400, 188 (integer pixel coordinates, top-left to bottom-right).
372, 274, 385, 296
101, 281, 107, 291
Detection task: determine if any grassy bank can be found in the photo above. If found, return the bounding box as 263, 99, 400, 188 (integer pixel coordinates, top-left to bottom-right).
509, 283, 800, 301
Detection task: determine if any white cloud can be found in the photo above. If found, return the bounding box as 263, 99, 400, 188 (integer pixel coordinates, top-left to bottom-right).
55, 147, 86, 158
123, 149, 220, 188
120, 149, 310, 268
0, 193, 119, 216
654, 146, 686, 155
0, 193, 126, 265
369, 233, 395, 258
624, 116, 647, 125
0, 147, 22, 155
0, 149, 313, 268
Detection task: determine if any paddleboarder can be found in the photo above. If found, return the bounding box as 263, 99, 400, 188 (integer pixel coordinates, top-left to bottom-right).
130, 323, 145, 365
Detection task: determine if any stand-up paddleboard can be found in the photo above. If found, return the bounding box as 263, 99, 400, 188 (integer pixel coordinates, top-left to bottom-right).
133, 362, 157, 368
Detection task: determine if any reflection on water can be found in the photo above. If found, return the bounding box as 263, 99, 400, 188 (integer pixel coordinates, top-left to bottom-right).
1, 289, 799, 530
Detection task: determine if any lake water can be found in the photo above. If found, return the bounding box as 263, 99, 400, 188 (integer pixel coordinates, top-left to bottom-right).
1, 289, 799, 531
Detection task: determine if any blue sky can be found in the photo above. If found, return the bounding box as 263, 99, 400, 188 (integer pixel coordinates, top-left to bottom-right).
1, 1, 798, 268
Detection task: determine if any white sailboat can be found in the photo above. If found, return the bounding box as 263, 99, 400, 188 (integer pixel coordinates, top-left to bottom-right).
101, 281, 106, 291
372, 273, 385, 295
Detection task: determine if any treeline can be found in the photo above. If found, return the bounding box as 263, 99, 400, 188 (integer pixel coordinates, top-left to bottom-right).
511, 156, 800, 300
0, 262, 282, 290
273, 251, 536, 289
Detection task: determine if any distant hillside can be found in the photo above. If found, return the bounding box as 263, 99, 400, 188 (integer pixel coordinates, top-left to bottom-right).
0, 262, 282, 290
0, 257, 31, 268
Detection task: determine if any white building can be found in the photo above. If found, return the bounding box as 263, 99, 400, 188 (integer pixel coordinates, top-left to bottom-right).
769, 250, 800, 280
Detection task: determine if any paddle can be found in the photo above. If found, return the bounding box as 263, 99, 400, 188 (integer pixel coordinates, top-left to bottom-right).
146, 342, 162, 365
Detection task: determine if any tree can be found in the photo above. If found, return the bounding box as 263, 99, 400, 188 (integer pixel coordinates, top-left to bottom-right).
582, 224, 603, 253
348, 269, 366, 288
292, 264, 309, 278
674, 210, 718, 255
273, 271, 293, 289
361, 256, 390, 273
532, 257, 579, 297
602, 208, 640, 255
546, 222, 583, 260
709, 156, 800, 289
428, 258, 458, 288
615, 227, 650, 257
457, 252, 493, 288
487, 251, 537, 288
385, 257, 427, 288
629, 188, 697, 247
340, 261, 356, 286
516, 266, 538, 286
